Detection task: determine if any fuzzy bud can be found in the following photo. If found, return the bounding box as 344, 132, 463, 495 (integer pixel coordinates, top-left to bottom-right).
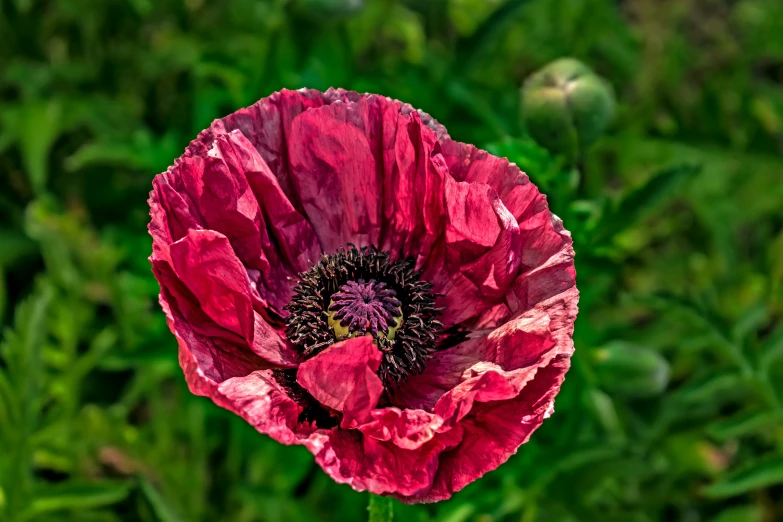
521, 58, 615, 161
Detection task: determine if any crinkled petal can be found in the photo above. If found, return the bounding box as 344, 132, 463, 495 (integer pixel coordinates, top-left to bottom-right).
214, 370, 303, 445
507, 215, 578, 313
378, 111, 448, 265
204, 91, 451, 268
410, 354, 571, 503
168, 229, 256, 340
153, 261, 271, 396
297, 336, 383, 426
212, 130, 321, 310
189, 88, 447, 204
284, 96, 452, 258
308, 422, 463, 498
287, 100, 383, 251
163, 289, 270, 388
196, 140, 266, 272
422, 178, 523, 327
241, 134, 321, 276
149, 174, 201, 246
153, 254, 248, 348
443, 180, 501, 263
439, 140, 540, 223
394, 286, 578, 411
168, 229, 299, 367
357, 407, 446, 451
159, 129, 320, 312
440, 140, 569, 270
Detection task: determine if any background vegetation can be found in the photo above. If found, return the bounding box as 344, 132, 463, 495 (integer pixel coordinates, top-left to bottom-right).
2, 0, 783, 520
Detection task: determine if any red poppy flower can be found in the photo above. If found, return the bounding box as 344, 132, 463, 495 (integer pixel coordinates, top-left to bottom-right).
148, 88, 577, 503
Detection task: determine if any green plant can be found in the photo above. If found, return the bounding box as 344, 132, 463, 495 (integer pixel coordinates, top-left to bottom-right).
1, 0, 782, 520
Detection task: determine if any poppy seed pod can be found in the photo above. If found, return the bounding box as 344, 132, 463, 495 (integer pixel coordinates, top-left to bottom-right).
521, 58, 615, 161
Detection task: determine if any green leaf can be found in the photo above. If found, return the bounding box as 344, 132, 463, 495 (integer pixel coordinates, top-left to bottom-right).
707, 409, 783, 441
675, 372, 747, 407
711, 506, 764, 522
639, 293, 751, 374
0, 266, 6, 324
592, 341, 670, 398
485, 136, 563, 185
585, 389, 624, 439
446, 81, 508, 139
0, 370, 10, 436
234, 488, 318, 522
771, 227, 783, 296
730, 304, 769, 344
25, 482, 132, 516
760, 324, 783, 372
0, 283, 53, 517
448, 0, 506, 36
454, 0, 530, 74
595, 163, 701, 242
11, 0, 34, 12
484, 136, 575, 211
0, 281, 53, 421
69, 327, 118, 381
0, 230, 37, 267
65, 131, 180, 173
436, 504, 476, 522
138, 476, 185, 522
530, 445, 624, 492
704, 455, 783, 498
0, 101, 62, 196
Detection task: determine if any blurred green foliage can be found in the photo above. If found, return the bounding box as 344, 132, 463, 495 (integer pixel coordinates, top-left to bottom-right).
1, 0, 783, 521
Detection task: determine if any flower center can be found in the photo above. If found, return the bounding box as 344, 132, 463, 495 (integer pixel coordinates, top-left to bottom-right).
327, 280, 403, 340
284, 246, 443, 387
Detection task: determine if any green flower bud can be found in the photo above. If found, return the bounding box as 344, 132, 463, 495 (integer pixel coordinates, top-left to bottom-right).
591, 341, 670, 398
521, 58, 615, 161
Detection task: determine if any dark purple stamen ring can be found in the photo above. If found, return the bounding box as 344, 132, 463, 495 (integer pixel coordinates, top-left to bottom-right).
329, 279, 402, 335
285, 245, 444, 385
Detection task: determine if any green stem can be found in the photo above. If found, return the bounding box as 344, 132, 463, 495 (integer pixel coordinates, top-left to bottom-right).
368, 494, 393, 522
